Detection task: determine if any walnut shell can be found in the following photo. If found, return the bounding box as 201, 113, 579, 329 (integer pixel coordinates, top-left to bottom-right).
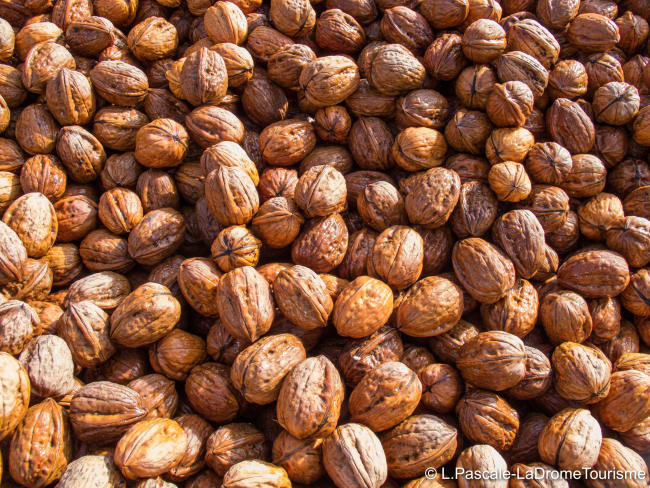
185, 363, 241, 424
0, 352, 30, 441
59, 300, 115, 368
205, 423, 268, 477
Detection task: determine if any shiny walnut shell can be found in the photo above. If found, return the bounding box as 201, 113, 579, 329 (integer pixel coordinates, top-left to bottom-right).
167, 414, 212, 482
251, 197, 304, 249
299, 56, 360, 108
180, 48, 228, 107
150, 329, 207, 381
552, 342, 611, 404
127, 373, 178, 420
557, 249, 630, 298
277, 355, 344, 439
418, 363, 463, 414
90, 61, 149, 107
332, 276, 393, 338
205, 422, 268, 477
127, 208, 185, 266
46, 67, 95, 126
366, 44, 426, 97
66, 271, 131, 310
480, 279, 539, 338
205, 166, 259, 226
593, 369, 650, 432
127, 17, 178, 62
272, 431, 323, 485
231, 333, 306, 405
16, 103, 59, 156
135, 118, 189, 169
211, 225, 262, 272
185, 362, 241, 424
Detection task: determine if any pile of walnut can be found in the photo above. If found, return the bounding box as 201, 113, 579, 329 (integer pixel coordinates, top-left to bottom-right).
0, 0, 649, 486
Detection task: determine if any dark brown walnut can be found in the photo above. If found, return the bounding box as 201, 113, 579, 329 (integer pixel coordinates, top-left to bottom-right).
69, 381, 147, 445
418, 225, 453, 276
291, 212, 349, 273
90, 61, 148, 107
395, 89, 449, 130
381, 414, 457, 479
127, 208, 185, 266
538, 408, 602, 470
270, 0, 315, 37
46, 68, 95, 126
557, 249, 630, 298
396, 276, 462, 338
588, 296, 621, 344
93, 348, 148, 386
480, 279, 538, 338
559, 153, 606, 198
258, 168, 298, 202
605, 216, 650, 269
536, 0, 579, 29
0, 138, 26, 173
185, 362, 241, 424
356, 181, 406, 232
348, 117, 394, 171
316, 9, 366, 54
128, 374, 178, 420
144, 88, 190, 124
455, 65, 497, 111
492, 209, 545, 279
9, 398, 72, 487
578, 193, 624, 241
135, 118, 188, 169
587, 438, 648, 488
180, 48, 228, 107
349, 361, 421, 432
277, 356, 344, 439
322, 423, 387, 488
338, 326, 403, 386
205, 423, 268, 477
452, 238, 516, 304
429, 320, 478, 364
399, 345, 434, 376
345, 170, 395, 207
20, 154, 67, 201
259, 119, 316, 167
456, 331, 526, 391
368, 225, 423, 290
57, 125, 106, 184
3, 192, 57, 258
273, 265, 332, 331
246, 26, 294, 64
608, 159, 650, 196
58, 300, 115, 368
592, 82, 639, 126
621, 268, 650, 317
619, 417, 650, 455
462, 19, 506, 63
65, 16, 114, 57
423, 33, 466, 82
211, 225, 262, 272
505, 345, 552, 401
114, 418, 187, 480
79, 229, 134, 274
567, 13, 620, 53
418, 363, 463, 414
231, 333, 306, 405
494, 51, 549, 99
505, 413, 549, 465
624, 186, 650, 220
147, 254, 184, 302
251, 197, 303, 249
185, 470, 222, 488
110, 282, 181, 348
93, 107, 149, 152
93, 0, 137, 26
0, 352, 30, 440
127, 16, 177, 62
445, 109, 493, 155
15, 103, 59, 155
456, 389, 520, 450
66, 271, 131, 310
552, 342, 611, 405
185, 105, 245, 149
405, 167, 460, 229
56, 454, 126, 488
150, 329, 206, 381
222, 460, 291, 488
216, 266, 274, 343
593, 370, 650, 432
54, 195, 97, 242
294, 165, 347, 218
419, 0, 467, 28
137, 170, 180, 214
546, 98, 595, 154
299, 56, 360, 108
450, 181, 498, 238
314, 105, 351, 144
98, 188, 143, 235
27, 301, 62, 334
541, 290, 593, 345
300, 146, 354, 175
366, 43, 426, 96
547, 59, 588, 99
525, 142, 572, 185
593, 125, 627, 169
521, 185, 570, 233
272, 431, 323, 485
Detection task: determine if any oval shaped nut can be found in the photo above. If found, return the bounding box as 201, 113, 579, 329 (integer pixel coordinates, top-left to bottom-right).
0, 352, 30, 441
57, 454, 126, 488
222, 460, 291, 488
294, 165, 347, 218
273, 265, 333, 331
205, 423, 267, 478
323, 423, 387, 488
127, 208, 186, 266
538, 408, 602, 470
349, 361, 421, 432
217, 266, 275, 343
185, 363, 241, 424
58, 300, 116, 368
2, 192, 57, 258
9, 398, 72, 487
177, 257, 222, 317
552, 342, 611, 404
456, 331, 527, 391
114, 418, 188, 480
0, 220, 27, 284
168, 414, 212, 482
558, 249, 630, 298
277, 356, 344, 439
90, 60, 149, 107
271, 431, 323, 485
491, 209, 545, 280
593, 370, 650, 432
0, 300, 39, 355
110, 282, 181, 348
231, 334, 306, 405
368, 225, 424, 290
19, 334, 75, 399
380, 414, 457, 479
127, 374, 178, 420
65, 271, 131, 310
69, 381, 147, 445
332, 276, 393, 338
396, 276, 463, 338
205, 165, 259, 226
452, 237, 516, 304
405, 167, 461, 229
